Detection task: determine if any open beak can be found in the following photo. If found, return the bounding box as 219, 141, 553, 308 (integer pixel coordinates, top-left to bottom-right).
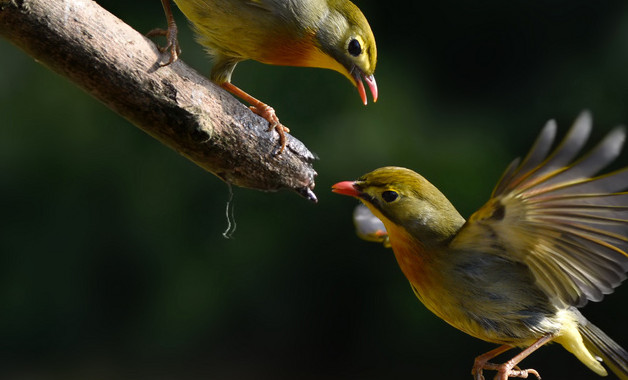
332, 181, 361, 197
351, 69, 378, 105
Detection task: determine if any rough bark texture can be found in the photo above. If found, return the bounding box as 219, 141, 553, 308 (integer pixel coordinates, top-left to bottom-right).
0, 0, 318, 201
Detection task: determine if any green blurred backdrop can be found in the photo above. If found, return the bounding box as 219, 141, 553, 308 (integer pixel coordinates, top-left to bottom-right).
2, 0, 628, 378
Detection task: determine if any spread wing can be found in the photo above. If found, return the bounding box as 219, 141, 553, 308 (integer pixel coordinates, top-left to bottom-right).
452, 111, 628, 308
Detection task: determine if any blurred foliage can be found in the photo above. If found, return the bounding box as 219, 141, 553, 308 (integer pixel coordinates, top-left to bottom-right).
2, 0, 628, 379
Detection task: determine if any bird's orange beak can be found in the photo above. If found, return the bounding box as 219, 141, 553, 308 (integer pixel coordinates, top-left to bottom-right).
332, 181, 361, 197
352, 71, 378, 105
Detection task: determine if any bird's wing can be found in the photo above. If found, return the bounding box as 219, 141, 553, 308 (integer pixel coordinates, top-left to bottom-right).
244, 0, 324, 12
353, 204, 391, 248
452, 111, 628, 307
243, 0, 273, 11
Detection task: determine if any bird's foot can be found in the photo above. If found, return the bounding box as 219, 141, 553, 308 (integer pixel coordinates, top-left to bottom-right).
507, 366, 540, 380
219, 82, 290, 155
472, 344, 513, 380
472, 366, 485, 380
249, 103, 290, 155
146, 25, 181, 67
472, 337, 549, 380
477, 362, 541, 380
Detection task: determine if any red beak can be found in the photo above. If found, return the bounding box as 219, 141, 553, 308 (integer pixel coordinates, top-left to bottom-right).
364, 74, 378, 103
332, 181, 361, 197
353, 71, 378, 105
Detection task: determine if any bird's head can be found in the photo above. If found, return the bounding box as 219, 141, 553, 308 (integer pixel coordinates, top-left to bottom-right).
333, 167, 465, 246
313, 0, 377, 105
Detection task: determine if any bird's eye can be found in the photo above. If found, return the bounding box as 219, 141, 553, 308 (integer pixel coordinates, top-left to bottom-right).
348, 38, 362, 57
382, 190, 398, 203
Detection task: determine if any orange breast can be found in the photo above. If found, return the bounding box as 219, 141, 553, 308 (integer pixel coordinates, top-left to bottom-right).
386, 225, 465, 332
261, 32, 314, 66
261, 31, 347, 75
387, 226, 437, 291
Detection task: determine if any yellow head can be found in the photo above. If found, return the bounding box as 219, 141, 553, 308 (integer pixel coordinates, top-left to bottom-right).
333, 167, 465, 247
310, 0, 378, 104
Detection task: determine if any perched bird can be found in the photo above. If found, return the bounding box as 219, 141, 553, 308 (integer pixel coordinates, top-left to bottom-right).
151, 0, 378, 153
332, 112, 628, 380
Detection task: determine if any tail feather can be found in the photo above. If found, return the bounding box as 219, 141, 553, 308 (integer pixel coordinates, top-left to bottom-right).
580, 321, 628, 380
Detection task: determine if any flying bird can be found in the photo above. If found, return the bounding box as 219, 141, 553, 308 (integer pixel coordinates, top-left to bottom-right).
333, 112, 628, 380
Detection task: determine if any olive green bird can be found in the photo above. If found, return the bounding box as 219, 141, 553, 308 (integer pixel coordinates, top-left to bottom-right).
333, 112, 628, 380
151, 0, 378, 153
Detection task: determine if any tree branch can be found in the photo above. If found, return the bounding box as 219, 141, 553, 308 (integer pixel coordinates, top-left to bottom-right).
0, 0, 318, 202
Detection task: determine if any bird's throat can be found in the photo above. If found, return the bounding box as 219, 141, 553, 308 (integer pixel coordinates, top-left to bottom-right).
262, 32, 345, 74
386, 224, 438, 290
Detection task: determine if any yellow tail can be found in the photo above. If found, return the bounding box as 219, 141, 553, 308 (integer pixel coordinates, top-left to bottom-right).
580, 321, 628, 380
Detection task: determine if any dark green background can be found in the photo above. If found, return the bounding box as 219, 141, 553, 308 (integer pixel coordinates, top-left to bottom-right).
2, 0, 628, 378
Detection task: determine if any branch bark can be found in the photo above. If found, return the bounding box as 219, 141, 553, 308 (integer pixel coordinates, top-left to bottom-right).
0, 0, 318, 201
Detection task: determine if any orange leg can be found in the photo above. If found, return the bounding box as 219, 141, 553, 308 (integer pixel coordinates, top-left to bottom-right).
473, 344, 514, 380
147, 0, 181, 66
221, 82, 290, 154
472, 334, 552, 380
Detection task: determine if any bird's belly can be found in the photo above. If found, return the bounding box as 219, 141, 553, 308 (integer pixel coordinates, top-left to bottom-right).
391, 241, 560, 345
413, 285, 541, 345
172, 0, 313, 63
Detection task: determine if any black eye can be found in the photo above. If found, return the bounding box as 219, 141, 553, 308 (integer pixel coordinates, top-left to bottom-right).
348, 38, 362, 57
382, 190, 398, 203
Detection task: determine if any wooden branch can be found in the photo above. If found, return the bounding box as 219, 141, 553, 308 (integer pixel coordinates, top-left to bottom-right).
0, 0, 318, 202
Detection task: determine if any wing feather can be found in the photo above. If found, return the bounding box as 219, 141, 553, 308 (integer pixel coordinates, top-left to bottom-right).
493, 120, 557, 196
518, 112, 592, 188
453, 112, 628, 308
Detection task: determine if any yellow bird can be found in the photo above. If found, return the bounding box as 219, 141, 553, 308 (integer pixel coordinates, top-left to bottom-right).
151, 0, 378, 153
333, 112, 628, 380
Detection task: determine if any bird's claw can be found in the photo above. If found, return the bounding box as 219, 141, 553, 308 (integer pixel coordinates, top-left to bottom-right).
249, 103, 289, 155
475, 362, 541, 380
146, 26, 181, 67
219, 81, 290, 155
506, 366, 540, 380
473, 368, 485, 380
